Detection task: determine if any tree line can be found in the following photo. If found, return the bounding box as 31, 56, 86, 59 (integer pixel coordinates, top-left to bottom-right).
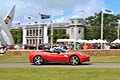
85, 12, 120, 42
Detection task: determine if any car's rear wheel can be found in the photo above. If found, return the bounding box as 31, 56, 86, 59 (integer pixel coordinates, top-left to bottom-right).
69, 55, 80, 65
33, 56, 43, 65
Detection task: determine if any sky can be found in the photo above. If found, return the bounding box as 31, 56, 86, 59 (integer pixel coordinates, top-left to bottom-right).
0, 0, 120, 24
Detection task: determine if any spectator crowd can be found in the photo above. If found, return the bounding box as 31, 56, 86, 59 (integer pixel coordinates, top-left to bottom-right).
7, 43, 120, 50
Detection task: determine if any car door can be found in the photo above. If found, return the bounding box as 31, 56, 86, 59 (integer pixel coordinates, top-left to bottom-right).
46, 52, 68, 62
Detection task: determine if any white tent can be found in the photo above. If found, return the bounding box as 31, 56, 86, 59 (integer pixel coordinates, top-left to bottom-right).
111, 39, 120, 43
57, 39, 75, 42
92, 39, 108, 43
76, 39, 88, 43
76, 39, 108, 43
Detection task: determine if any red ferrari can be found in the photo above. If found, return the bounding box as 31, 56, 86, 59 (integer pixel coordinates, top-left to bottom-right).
29, 47, 90, 65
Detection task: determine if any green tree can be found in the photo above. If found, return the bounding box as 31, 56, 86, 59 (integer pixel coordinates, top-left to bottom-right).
11, 29, 23, 44
85, 12, 118, 42
85, 26, 101, 39
48, 28, 69, 43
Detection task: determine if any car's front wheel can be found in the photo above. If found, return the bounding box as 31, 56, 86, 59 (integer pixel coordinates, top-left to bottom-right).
69, 55, 80, 65
33, 56, 43, 65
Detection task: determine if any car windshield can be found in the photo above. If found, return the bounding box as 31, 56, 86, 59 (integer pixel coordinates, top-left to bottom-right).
54, 48, 67, 53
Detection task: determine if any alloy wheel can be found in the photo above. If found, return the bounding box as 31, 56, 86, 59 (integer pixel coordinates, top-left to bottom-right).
69, 56, 80, 65
34, 56, 43, 65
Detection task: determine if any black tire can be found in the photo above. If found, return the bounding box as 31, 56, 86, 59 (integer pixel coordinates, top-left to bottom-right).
33, 56, 44, 65
69, 55, 80, 65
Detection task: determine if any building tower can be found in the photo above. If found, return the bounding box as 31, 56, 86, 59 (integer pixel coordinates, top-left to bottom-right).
69, 15, 85, 40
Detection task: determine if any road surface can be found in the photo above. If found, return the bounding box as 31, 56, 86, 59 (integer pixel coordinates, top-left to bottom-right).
0, 62, 120, 68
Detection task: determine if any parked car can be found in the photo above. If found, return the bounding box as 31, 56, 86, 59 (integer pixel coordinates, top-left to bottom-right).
0, 45, 7, 54
29, 47, 90, 65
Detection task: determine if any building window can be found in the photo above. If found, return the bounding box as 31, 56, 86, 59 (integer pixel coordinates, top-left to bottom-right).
27, 39, 29, 44
36, 29, 38, 36
30, 30, 32, 36
33, 39, 35, 44
39, 29, 42, 36
71, 21, 74, 24
71, 28, 74, 33
33, 29, 35, 36
78, 28, 81, 34
39, 39, 41, 44
27, 30, 29, 36
30, 39, 32, 44
78, 21, 81, 23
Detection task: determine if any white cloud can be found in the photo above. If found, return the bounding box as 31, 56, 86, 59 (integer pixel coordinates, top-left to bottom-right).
0, 0, 105, 24
53, 0, 105, 22
74, 0, 105, 18
53, 17, 65, 23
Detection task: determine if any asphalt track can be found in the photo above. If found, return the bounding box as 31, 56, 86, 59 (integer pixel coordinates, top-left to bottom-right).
0, 62, 120, 68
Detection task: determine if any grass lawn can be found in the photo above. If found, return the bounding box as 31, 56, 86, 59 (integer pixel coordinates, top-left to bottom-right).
0, 53, 120, 80
0, 67, 120, 80
91, 56, 120, 62
0, 54, 29, 63
0, 54, 120, 63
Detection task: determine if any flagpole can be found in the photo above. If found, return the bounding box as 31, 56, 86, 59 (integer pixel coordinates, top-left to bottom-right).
101, 9, 104, 49
38, 13, 51, 49
50, 15, 53, 49
74, 10, 86, 50
118, 20, 120, 39
74, 19, 77, 50
37, 15, 41, 50
37, 22, 40, 50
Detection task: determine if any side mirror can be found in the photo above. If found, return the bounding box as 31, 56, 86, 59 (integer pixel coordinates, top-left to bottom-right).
53, 50, 60, 54
55, 50, 60, 54
57, 51, 60, 54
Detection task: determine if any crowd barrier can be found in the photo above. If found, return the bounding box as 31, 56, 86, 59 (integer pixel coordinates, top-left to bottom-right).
5, 49, 120, 56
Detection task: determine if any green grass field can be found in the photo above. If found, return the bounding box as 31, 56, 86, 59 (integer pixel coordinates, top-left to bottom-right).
91, 56, 120, 62
0, 54, 120, 63
0, 55, 29, 63
0, 54, 120, 80
0, 67, 120, 80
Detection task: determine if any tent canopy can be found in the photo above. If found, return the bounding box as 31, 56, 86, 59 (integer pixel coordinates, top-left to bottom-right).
57, 39, 75, 42
57, 39, 108, 43
76, 39, 108, 43
111, 39, 120, 43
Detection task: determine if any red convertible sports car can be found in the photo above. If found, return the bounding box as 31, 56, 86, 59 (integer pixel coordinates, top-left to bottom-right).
29, 47, 90, 65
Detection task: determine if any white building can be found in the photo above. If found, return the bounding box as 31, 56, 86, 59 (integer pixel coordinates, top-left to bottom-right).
22, 24, 48, 45
12, 15, 85, 45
